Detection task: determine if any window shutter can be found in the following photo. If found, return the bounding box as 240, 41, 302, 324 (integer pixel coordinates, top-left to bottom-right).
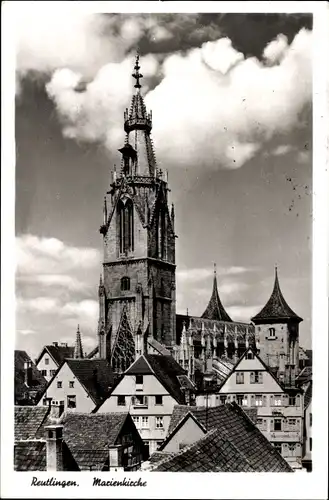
231, 394, 236, 402
262, 395, 267, 406
282, 419, 288, 431
251, 395, 255, 407
296, 394, 300, 407
250, 372, 255, 384
283, 394, 288, 406
270, 419, 274, 431
131, 396, 135, 405
259, 372, 263, 384
270, 395, 274, 406
144, 396, 148, 405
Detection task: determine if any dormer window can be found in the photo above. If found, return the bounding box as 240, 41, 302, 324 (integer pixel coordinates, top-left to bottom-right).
246, 352, 254, 360
121, 277, 130, 291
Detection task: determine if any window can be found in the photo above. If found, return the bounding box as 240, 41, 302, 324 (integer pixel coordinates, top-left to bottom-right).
141, 416, 149, 428
67, 395, 76, 408
43, 398, 48, 406
246, 352, 254, 360
236, 372, 244, 384
288, 443, 296, 452
132, 416, 140, 428
121, 276, 130, 291
57, 381, 62, 388
45, 358, 49, 365
309, 437, 312, 451
136, 375, 143, 385
289, 395, 296, 406
257, 418, 266, 431
251, 371, 263, 384
219, 395, 227, 405
40, 370, 47, 376
118, 199, 134, 254
242, 395, 248, 406
255, 395, 263, 406
274, 395, 282, 406
155, 395, 163, 405
133, 395, 148, 407
288, 418, 297, 427
69, 381, 74, 388
309, 413, 312, 427
117, 395, 126, 406
155, 417, 164, 429
274, 419, 282, 431
50, 370, 56, 377
60, 400, 64, 406
269, 328, 276, 338
237, 394, 244, 406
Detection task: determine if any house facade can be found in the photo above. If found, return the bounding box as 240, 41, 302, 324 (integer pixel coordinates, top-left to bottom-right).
196, 347, 304, 468
96, 354, 194, 455
15, 350, 47, 405
37, 359, 115, 412
35, 342, 75, 382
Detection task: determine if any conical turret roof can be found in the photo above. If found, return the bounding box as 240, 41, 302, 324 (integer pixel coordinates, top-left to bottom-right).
251, 268, 302, 324
201, 265, 232, 322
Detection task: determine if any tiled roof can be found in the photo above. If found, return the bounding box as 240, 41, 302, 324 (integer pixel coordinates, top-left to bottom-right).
201, 272, 232, 322
14, 441, 46, 471
62, 412, 127, 449
150, 429, 254, 472
166, 403, 292, 472
15, 406, 50, 440
125, 354, 189, 404
148, 451, 175, 464
242, 407, 258, 424
69, 450, 109, 471
15, 350, 47, 404
65, 359, 115, 405
36, 345, 75, 366
251, 268, 302, 323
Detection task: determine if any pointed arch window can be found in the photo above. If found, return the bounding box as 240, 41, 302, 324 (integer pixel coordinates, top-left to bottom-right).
121, 277, 130, 291
118, 199, 134, 254
157, 208, 166, 259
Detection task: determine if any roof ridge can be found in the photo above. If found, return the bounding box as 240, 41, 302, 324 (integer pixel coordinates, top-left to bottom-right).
148, 428, 218, 471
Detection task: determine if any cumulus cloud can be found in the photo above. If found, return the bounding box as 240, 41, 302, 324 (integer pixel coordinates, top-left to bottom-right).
226, 305, 263, 322
271, 144, 294, 156
45, 28, 312, 171
60, 299, 99, 331
263, 34, 289, 65
16, 234, 100, 276
17, 297, 58, 314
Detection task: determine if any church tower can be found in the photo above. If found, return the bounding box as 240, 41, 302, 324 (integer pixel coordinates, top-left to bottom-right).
251, 267, 302, 386
98, 55, 176, 373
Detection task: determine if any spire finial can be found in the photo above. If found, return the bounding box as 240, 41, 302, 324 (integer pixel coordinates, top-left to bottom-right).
132, 54, 143, 90
214, 262, 217, 275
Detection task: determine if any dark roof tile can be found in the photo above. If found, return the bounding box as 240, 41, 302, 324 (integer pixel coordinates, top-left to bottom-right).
14, 441, 46, 471
15, 406, 50, 440
201, 272, 232, 322
65, 359, 115, 405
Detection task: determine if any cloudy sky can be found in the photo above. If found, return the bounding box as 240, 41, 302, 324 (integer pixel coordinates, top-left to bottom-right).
14, 11, 313, 358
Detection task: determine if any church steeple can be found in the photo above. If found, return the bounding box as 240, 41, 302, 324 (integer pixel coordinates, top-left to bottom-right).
74, 324, 84, 359
201, 263, 232, 322
251, 267, 302, 324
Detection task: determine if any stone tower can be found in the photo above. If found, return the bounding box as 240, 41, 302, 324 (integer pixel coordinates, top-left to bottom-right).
251, 267, 302, 386
97, 56, 176, 373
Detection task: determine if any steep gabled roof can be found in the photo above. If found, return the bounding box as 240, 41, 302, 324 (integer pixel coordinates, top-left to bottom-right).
145, 355, 189, 404
163, 403, 292, 472
15, 350, 47, 404
201, 268, 232, 322
65, 359, 116, 406
304, 381, 312, 409
35, 344, 75, 366
159, 411, 207, 451
251, 268, 302, 324
15, 406, 50, 440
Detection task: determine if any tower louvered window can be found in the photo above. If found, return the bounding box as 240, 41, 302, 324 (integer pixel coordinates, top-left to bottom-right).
157, 208, 166, 259
118, 199, 134, 254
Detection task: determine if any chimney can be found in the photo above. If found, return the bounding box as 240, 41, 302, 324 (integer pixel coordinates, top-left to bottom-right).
109, 446, 123, 471
53, 342, 58, 347
49, 401, 64, 422
60, 343, 68, 347
24, 360, 33, 386
45, 424, 64, 471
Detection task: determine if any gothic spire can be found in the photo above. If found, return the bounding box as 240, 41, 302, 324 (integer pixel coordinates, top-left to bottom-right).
74, 324, 84, 359
201, 263, 232, 322
251, 266, 302, 324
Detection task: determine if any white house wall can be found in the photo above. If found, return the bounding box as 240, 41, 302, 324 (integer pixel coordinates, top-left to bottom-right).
37, 362, 95, 412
